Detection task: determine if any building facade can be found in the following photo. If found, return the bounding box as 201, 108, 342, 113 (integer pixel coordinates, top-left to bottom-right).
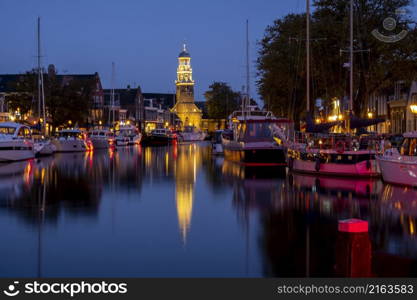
170, 44, 202, 129
103, 85, 144, 128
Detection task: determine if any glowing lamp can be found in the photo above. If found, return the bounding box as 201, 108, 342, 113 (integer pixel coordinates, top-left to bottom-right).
410, 105, 417, 114
367, 112, 373, 119
338, 219, 368, 233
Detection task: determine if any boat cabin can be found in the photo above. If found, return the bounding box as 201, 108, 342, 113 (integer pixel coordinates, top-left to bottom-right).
57, 129, 83, 140
89, 130, 114, 138
0, 122, 32, 140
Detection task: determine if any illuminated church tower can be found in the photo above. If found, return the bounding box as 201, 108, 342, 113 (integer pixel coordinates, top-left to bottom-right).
171, 44, 202, 129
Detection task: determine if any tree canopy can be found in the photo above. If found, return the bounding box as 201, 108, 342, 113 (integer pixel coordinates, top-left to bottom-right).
5, 70, 94, 130
257, 0, 417, 123
204, 82, 241, 119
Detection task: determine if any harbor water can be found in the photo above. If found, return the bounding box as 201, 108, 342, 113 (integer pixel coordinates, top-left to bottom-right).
0, 142, 416, 277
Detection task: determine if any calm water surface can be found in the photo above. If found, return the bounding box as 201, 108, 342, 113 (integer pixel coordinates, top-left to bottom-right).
0, 142, 416, 277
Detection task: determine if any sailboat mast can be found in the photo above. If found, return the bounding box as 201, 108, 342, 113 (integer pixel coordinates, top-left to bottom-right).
349, 0, 354, 114
306, 0, 310, 113
37, 17, 41, 121
246, 19, 250, 119
112, 62, 115, 125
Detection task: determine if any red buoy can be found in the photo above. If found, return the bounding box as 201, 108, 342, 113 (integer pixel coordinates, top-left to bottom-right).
338, 219, 368, 233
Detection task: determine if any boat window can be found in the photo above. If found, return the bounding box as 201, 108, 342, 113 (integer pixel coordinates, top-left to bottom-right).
399, 138, 417, 156
17, 128, 25, 138
99, 132, 105, 136
244, 122, 273, 140
0, 127, 16, 135
24, 128, 31, 138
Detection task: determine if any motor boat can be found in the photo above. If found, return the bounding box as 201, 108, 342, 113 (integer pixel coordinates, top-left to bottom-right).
34, 138, 56, 157
88, 129, 115, 149
212, 130, 224, 155
115, 125, 141, 146
142, 128, 176, 145
0, 122, 35, 161
52, 129, 88, 152
287, 133, 380, 177
178, 126, 206, 142
221, 111, 291, 166
377, 132, 417, 186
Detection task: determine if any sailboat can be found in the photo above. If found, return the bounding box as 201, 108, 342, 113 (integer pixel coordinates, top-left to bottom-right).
286, 0, 380, 177
33, 17, 56, 156
221, 20, 291, 166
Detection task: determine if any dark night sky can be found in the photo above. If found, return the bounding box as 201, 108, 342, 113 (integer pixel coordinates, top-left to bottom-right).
0, 0, 306, 103
1, 1, 415, 103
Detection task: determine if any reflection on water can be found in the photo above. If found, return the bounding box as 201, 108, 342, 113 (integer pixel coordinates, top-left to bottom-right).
0, 143, 416, 277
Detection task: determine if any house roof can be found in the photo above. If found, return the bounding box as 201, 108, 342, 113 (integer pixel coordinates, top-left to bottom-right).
143, 93, 175, 109
0, 72, 99, 94
103, 87, 141, 107
0, 74, 32, 93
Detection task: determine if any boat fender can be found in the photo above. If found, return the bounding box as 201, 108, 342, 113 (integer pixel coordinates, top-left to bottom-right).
315, 157, 321, 172
335, 141, 345, 154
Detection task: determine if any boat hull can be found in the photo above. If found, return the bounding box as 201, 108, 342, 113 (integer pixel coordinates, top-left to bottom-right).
128, 134, 142, 145
52, 140, 87, 152
223, 147, 286, 166
142, 135, 174, 146
0, 141, 34, 162
34, 142, 56, 156
91, 138, 110, 149
289, 155, 380, 177
179, 132, 206, 142
377, 157, 417, 186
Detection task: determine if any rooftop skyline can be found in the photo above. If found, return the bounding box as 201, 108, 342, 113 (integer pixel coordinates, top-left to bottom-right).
0, 0, 305, 103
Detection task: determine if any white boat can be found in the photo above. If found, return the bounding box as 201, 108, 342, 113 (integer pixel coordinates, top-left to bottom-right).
178, 126, 206, 142
377, 132, 417, 186
34, 139, 56, 156
0, 122, 35, 161
52, 129, 87, 152
116, 125, 141, 146
88, 129, 115, 149
212, 130, 224, 155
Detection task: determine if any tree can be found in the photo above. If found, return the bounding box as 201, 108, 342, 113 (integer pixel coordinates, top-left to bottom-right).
6, 70, 37, 117
44, 75, 93, 129
5, 70, 94, 130
204, 82, 240, 119
257, 0, 417, 123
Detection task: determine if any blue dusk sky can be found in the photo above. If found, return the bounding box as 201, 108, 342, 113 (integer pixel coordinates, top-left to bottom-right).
0, 1, 415, 103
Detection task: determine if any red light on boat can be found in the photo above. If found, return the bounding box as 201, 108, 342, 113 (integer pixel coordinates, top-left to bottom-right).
338, 219, 368, 233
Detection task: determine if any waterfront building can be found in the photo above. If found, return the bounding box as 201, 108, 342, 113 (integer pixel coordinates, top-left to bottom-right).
142, 93, 176, 132
103, 85, 144, 128
171, 44, 202, 129
0, 64, 105, 126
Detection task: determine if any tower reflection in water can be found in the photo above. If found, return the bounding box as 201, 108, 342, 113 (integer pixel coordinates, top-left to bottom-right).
174, 143, 201, 244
